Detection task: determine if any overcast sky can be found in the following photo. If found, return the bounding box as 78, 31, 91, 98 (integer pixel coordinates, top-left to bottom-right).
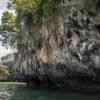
0, 0, 14, 59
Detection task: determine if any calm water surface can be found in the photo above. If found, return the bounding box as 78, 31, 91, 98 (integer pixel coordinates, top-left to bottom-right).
0, 83, 99, 100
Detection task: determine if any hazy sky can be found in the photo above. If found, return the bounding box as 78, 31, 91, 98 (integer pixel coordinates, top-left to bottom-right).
0, 0, 14, 59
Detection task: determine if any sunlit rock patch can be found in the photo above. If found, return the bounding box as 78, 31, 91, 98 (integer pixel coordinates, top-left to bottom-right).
0, 64, 9, 80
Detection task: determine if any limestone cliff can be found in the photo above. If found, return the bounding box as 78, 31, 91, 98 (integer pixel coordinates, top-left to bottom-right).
14, 5, 100, 90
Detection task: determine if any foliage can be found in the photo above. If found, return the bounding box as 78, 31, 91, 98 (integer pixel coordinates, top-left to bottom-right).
0, 11, 19, 47
3, 0, 62, 50
0, 11, 17, 32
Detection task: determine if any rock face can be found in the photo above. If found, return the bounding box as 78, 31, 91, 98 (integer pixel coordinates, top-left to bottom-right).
38, 7, 100, 89
38, 7, 100, 68
15, 6, 100, 90
54, 7, 100, 66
